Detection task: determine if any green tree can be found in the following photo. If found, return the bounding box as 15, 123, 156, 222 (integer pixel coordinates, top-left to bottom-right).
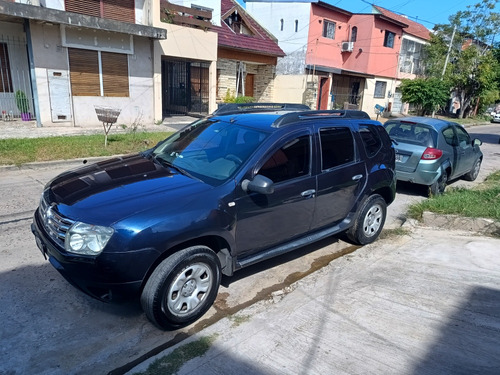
399, 78, 450, 116
423, 0, 500, 117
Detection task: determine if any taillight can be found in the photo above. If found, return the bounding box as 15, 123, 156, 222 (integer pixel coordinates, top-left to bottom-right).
421, 147, 443, 160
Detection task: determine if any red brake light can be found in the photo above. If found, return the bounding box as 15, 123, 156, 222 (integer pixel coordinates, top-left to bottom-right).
421, 147, 443, 160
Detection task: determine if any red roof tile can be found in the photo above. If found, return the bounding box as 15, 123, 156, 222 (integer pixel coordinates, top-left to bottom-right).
373, 5, 430, 40
216, 0, 285, 57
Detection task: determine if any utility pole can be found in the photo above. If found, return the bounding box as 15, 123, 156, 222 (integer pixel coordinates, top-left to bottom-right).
442, 25, 457, 77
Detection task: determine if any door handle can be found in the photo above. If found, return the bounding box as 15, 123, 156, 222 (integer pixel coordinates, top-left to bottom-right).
301, 189, 316, 198
352, 174, 363, 181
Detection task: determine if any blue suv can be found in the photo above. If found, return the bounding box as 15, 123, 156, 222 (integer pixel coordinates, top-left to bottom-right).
32, 104, 396, 329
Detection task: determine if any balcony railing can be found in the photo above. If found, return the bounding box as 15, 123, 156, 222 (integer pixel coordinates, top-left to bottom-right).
160, 1, 212, 30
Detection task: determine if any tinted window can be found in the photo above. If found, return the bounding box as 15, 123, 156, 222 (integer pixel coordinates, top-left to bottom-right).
320, 127, 355, 170
259, 135, 310, 183
359, 125, 382, 157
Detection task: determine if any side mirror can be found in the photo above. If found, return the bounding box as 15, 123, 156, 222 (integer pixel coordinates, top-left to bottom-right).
241, 174, 274, 195
473, 138, 482, 147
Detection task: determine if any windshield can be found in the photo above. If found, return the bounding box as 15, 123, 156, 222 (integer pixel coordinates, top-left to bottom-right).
152, 118, 269, 185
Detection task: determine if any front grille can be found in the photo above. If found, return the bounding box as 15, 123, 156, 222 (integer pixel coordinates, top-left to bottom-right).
39, 195, 74, 247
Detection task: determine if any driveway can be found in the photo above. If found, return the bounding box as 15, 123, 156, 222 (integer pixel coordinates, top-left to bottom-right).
128, 227, 500, 375
0, 123, 499, 375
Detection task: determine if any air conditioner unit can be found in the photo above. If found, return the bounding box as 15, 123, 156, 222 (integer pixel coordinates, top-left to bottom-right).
341, 41, 354, 52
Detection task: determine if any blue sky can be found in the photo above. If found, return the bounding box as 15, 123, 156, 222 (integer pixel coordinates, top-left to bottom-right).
238, 1, 500, 29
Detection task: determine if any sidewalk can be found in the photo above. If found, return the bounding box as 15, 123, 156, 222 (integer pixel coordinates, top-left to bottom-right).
124, 224, 500, 375
0, 116, 197, 139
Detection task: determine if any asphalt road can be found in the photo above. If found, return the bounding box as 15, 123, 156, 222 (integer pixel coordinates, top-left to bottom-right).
0, 123, 498, 375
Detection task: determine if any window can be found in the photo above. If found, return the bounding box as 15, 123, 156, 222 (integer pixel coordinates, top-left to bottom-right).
295, 20, 299, 32
322, 20, 336, 39
384, 31, 395, 48
359, 125, 382, 157
68, 48, 129, 97
0, 43, 13, 93
374, 81, 387, 99
455, 126, 471, 148
442, 127, 455, 146
280, 19, 284, 31
320, 128, 354, 170
351, 26, 357, 42
259, 135, 310, 183
65, 0, 135, 23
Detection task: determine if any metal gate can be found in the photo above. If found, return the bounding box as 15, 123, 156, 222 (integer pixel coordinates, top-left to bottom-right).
0, 34, 35, 121
162, 59, 209, 116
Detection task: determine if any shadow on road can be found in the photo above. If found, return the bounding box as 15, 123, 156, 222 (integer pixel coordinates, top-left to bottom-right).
412, 286, 500, 375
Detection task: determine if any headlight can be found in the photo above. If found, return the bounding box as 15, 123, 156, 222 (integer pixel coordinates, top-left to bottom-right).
65, 222, 114, 256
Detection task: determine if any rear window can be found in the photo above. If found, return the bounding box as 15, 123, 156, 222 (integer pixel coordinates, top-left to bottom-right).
359, 125, 382, 157
385, 121, 437, 147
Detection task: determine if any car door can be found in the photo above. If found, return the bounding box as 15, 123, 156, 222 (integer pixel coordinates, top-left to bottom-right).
311, 126, 366, 230
233, 131, 316, 257
452, 125, 476, 177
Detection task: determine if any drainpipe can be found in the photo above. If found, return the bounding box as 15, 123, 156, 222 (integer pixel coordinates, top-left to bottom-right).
24, 19, 42, 128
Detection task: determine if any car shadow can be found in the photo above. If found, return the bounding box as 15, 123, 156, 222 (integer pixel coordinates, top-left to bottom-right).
468, 131, 500, 144
396, 180, 429, 197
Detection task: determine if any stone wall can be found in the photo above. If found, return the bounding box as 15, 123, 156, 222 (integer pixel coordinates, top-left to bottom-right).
217, 58, 275, 103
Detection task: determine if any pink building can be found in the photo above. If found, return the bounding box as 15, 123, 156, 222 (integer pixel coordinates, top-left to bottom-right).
246, 1, 430, 116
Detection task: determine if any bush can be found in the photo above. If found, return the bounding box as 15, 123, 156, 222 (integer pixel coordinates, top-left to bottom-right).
15, 90, 30, 113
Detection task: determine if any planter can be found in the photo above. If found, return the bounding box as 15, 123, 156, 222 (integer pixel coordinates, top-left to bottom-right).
21, 113, 31, 121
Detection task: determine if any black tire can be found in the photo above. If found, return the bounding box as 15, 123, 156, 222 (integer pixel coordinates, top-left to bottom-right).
141, 246, 221, 330
463, 158, 481, 181
346, 194, 387, 245
428, 170, 448, 197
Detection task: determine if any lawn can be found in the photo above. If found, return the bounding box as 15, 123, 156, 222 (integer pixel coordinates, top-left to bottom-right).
0, 131, 172, 166
408, 171, 500, 222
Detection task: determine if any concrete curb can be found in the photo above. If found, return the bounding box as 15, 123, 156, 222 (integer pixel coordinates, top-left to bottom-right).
416, 211, 500, 237
0, 156, 113, 172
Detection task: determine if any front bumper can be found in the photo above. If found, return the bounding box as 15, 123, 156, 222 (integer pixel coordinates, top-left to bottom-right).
31, 210, 158, 302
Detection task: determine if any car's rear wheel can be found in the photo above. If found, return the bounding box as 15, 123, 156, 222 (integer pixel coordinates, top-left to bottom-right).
141, 246, 221, 330
428, 170, 448, 196
463, 158, 481, 181
346, 194, 386, 245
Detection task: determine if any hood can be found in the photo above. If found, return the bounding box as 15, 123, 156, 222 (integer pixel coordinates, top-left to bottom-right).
46, 154, 213, 225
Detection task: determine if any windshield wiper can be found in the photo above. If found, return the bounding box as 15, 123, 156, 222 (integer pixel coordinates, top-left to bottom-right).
152, 155, 195, 179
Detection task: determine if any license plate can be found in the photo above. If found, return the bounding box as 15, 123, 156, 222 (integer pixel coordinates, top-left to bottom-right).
34, 233, 48, 260
395, 154, 404, 162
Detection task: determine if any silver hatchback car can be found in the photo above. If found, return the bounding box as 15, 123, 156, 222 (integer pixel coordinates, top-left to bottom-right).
384, 117, 483, 196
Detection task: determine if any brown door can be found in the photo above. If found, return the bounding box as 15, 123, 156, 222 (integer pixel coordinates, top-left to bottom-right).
245, 74, 254, 97
317, 77, 330, 110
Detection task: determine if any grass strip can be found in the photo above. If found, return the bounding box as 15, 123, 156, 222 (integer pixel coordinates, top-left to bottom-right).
408, 171, 500, 221
0, 132, 171, 166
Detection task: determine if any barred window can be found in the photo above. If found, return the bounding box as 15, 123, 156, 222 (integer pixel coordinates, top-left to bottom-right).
322, 20, 336, 39
0, 43, 13, 93
374, 81, 387, 99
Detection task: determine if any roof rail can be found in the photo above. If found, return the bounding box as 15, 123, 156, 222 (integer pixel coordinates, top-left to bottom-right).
272, 109, 371, 128
212, 102, 311, 116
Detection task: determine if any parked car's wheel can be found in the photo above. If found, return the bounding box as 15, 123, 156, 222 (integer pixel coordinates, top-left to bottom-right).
346, 194, 386, 245
141, 245, 221, 330
463, 158, 481, 181
428, 170, 448, 196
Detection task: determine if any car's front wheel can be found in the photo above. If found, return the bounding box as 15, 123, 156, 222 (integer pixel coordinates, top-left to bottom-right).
141, 245, 221, 330
346, 194, 387, 245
